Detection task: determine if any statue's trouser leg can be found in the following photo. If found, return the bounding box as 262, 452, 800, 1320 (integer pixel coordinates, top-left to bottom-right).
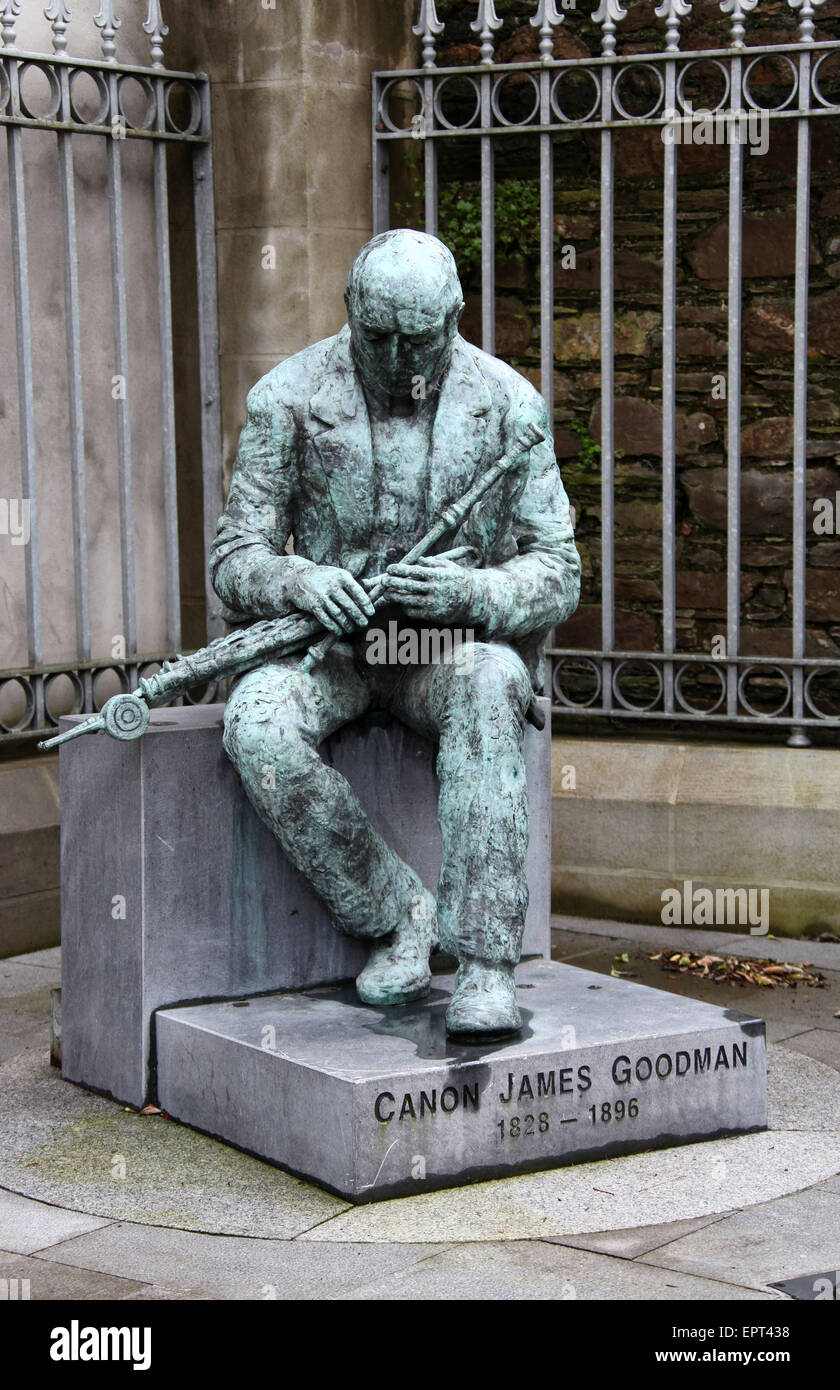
392, 641, 532, 967
222, 646, 426, 940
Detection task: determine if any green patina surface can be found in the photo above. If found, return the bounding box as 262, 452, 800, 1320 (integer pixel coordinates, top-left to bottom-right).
212, 230, 579, 1038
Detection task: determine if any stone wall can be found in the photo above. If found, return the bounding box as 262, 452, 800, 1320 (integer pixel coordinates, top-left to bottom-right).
397, 0, 840, 701
163, 0, 417, 499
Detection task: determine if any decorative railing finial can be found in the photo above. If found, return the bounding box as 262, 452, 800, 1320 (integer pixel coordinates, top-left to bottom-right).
412, 0, 444, 70
787, 0, 826, 43
470, 0, 502, 65
142, 0, 168, 68
592, 0, 628, 57
530, 1, 565, 63
93, 0, 120, 62
1, 0, 20, 49
655, 0, 693, 52
720, 0, 759, 48
45, 1, 72, 54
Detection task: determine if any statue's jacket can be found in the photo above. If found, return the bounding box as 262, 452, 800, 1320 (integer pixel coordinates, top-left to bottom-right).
211, 326, 581, 690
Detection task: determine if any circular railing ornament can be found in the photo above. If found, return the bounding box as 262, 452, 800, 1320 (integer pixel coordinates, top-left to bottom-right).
737, 663, 792, 718
674, 661, 727, 716
433, 74, 481, 131
550, 67, 601, 124
491, 70, 540, 128
612, 63, 666, 122
552, 656, 602, 709
743, 53, 798, 112
0, 676, 35, 735
18, 61, 62, 122
612, 658, 664, 712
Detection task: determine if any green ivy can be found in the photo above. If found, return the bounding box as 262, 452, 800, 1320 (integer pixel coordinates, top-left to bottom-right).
395, 169, 558, 280
569, 419, 601, 471
438, 180, 558, 277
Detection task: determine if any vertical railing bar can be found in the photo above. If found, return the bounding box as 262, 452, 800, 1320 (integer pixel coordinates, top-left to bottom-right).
153, 75, 181, 653
423, 74, 438, 236
600, 65, 615, 713
480, 69, 495, 353
539, 63, 555, 702
472, 0, 500, 351
372, 77, 390, 236
55, 59, 92, 713
661, 54, 678, 716
414, 0, 442, 235
6, 52, 44, 725
790, 43, 812, 746
539, 68, 554, 422
193, 76, 224, 643
726, 50, 745, 721
105, 67, 137, 655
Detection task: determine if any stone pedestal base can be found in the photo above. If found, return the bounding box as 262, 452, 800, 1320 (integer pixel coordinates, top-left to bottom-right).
155, 959, 767, 1203
59, 701, 551, 1109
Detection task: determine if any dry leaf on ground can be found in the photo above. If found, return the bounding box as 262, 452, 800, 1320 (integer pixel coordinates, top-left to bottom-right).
650, 950, 826, 989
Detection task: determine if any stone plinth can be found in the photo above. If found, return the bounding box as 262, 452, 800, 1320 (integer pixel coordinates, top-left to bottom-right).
155, 958, 767, 1203
60, 701, 551, 1108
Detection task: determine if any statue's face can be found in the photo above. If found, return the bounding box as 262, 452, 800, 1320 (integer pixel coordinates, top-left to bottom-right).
346, 238, 463, 399
349, 298, 456, 399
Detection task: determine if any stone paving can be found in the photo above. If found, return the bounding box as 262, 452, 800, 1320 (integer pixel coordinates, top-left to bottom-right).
0, 921, 837, 1301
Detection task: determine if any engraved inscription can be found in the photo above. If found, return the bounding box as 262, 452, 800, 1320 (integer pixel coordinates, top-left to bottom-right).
372, 1040, 750, 1124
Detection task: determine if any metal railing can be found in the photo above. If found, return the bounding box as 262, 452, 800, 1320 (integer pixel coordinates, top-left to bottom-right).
373, 0, 840, 742
0, 1, 222, 744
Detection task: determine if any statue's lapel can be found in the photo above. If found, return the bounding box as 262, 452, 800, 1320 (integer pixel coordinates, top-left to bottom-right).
428, 337, 493, 532
309, 328, 373, 545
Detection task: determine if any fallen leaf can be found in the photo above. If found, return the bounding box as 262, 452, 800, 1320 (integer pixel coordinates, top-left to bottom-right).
650, 950, 825, 990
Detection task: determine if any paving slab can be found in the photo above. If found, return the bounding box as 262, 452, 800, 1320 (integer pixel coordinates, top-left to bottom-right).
334, 1239, 778, 1301
550, 930, 839, 1052
0, 1248, 150, 1300
550, 931, 638, 964
641, 1187, 840, 1291
0, 1050, 349, 1239
778, 1029, 840, 1072
0, 1013, 51, 1067
119, 1284, 205, 1300
5, 948, 62, 971
763, 1021, 821, 1044
36, 1223, 446, 1300
552, 915, 840, 973
548, 1212, 727, 1259
0, 1190, 112, 1256
553, 921, 749, 957
767, 1044, 840, 1132
0, 962, 59, 1003
295, 1125, 840, 1244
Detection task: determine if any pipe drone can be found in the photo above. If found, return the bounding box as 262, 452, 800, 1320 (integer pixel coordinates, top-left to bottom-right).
38, 423, 546, 752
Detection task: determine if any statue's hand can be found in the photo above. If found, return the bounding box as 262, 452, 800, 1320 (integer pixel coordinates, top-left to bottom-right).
381, 556, 475, 623
289, 564, 376, 635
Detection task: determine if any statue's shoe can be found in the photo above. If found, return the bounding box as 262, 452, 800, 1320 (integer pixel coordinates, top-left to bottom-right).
445, 959, 522, 1040
356, 890, 438, 1007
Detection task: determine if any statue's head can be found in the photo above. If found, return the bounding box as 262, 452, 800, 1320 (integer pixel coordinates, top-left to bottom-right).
345, 229, 464, 400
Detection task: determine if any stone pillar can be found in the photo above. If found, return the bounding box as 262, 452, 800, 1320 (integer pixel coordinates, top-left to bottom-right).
165, 0, 416, 490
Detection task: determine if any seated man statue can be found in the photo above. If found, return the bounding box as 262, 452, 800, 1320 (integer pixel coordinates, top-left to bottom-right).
211, 229, 580, 1039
